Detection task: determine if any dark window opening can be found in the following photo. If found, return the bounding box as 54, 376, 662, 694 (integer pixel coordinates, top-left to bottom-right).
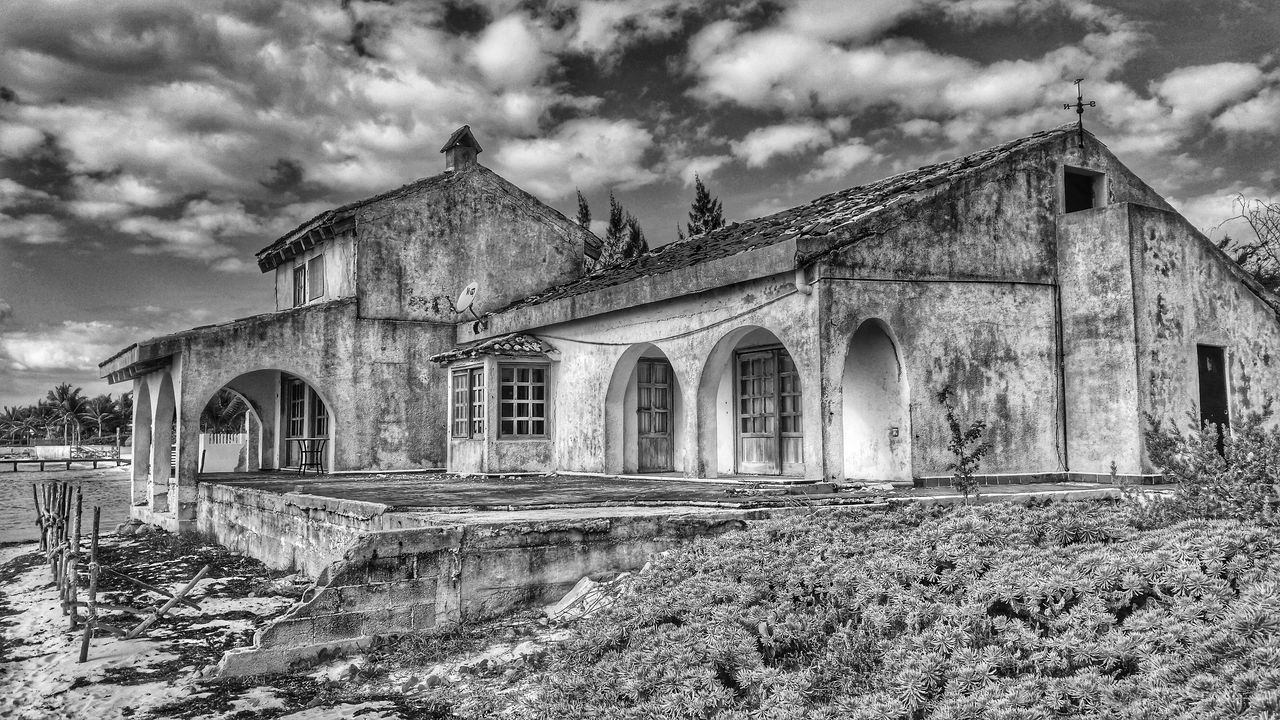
1064, 169, 1101, 213
499, 364, 547, 437
1197, 345, 1230, 454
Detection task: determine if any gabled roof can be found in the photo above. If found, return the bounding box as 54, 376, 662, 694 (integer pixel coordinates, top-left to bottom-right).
440, 125, 482, 153
429, 333, 555, 365
488, 124, 1079, 317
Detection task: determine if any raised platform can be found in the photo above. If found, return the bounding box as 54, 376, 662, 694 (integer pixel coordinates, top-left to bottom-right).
196, 471, 1162, 677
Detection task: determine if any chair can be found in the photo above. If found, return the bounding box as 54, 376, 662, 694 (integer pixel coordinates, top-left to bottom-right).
296, 438, 327, 475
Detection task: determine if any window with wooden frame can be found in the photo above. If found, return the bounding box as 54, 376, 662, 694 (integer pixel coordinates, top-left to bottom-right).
451, 367, 485, 438
292, 265, 307, 307
499, 364, 547, 437
307, 254, 325, 301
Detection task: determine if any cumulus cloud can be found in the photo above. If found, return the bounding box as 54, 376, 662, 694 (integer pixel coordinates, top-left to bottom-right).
804, 140, 883, 183
0, 320, 132, 373
0, 179, 52, 209
0, 213, 66, 244
1168, 185, 1279, 243
568, 0, 694, 60
0, 299, 12, 325
116, 199, 262, 259
495, 117, 658, 197
473, 14, 555, 87
1214, 88, 1280, 135
731, 122, 833, 167
67, 174, 175, 219
1154, 62, 1266, 122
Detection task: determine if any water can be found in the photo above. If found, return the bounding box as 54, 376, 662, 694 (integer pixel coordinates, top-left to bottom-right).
0, 466, 133, 544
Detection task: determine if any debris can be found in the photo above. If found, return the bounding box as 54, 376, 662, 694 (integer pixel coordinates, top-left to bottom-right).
544, 572, 632, 622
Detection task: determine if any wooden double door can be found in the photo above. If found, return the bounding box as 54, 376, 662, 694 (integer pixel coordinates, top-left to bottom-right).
636, 359, 674, 472
736, 348, 803, 475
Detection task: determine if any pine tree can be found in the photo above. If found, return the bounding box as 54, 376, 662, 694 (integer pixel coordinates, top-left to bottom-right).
622, 213, 648, 260
683, 173, 725, 239
603, 191, 627, 264
576, 189, 591, 228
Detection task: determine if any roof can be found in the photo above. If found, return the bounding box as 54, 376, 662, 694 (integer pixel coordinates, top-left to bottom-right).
489, 124, 1078, 318
440, 125, 482, 153
429, 333, 556, 365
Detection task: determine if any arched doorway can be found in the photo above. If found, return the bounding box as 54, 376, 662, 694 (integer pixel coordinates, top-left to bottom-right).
842, 319, 911, 482
198, 369, 334, 472
197, 388, 263, 473
699, 327, 804, 477
605, 344, 686, 474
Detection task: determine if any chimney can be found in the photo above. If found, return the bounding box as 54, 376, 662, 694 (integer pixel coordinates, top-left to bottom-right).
440, 125, 482, 171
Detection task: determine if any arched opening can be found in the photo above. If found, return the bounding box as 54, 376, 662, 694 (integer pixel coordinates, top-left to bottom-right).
197, 388, 263, 473
131, 379, 152, 505
151, 372, 177, 512
200, 369, 334, 472
842, 319, 911, 482
605, 344, 686, 474
698, 326, 804, 477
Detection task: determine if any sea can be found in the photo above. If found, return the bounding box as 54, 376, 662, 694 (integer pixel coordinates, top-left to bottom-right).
0, 466, 133, 544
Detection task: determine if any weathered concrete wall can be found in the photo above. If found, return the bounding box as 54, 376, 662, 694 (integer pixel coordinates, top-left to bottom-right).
357, 166, 590, 324
215, 510, 747, 677
1130, 204, 1280, 465
817, 277, 1060, 480
1057, 204, 1143, 474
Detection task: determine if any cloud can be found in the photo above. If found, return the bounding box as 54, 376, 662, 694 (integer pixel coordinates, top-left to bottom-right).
1167, 185, 1278, 243
0, 299, 11, 325
670, 154, 733, 186
0, 213, 66, 244
116, 199, 262, 259
1153, 62, 1266, 122
0, 320, 132, 373
731, 122, 833, 167
1214, 88, 1280, 135
568, 0, 694, 60
495, 117, 658, 197
473, 14, 555, 87
783, 0, 925, 41
67, 173, 175, 219
0, 179, 52, 209
0, 122, 45, 157
804, 140, 883, 182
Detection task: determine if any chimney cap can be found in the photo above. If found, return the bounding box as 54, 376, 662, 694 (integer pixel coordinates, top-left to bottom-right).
440, 125, 483, 154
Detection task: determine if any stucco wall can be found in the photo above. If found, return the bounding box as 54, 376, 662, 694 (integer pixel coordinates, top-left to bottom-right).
356, 168, 588, 324
1130, 204, 1280, 464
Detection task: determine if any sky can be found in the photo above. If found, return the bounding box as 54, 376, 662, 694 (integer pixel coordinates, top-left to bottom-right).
1, 0, 1278, 409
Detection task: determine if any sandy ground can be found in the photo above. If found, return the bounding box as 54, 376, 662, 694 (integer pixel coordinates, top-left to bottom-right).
0, 532, 579, 719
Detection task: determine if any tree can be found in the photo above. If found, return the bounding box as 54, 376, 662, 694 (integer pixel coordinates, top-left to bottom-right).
115, 391, 134, 433
45, 383, 87, 444
576, 189, 591, 228
79, 394, 118, 440
597, 192, 649, 266
681, 173, 725, 241
1217, 195, 1280, 292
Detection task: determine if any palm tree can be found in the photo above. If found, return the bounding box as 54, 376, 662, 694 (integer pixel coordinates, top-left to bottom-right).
80, 394, 118, 441
45, 383, 87, 445
114, 391, 134, 433
200, 389, 248, 433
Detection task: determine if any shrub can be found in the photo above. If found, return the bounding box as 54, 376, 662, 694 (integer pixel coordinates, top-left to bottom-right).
937, 386, 993, 501
1145, 412, 1280, 526
432, 502, 1280, 718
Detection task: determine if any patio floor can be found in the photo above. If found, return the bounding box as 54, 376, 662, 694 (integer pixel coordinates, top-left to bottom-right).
198, 471, 1165, 513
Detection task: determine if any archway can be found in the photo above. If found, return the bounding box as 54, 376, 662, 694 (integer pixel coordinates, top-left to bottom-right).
698, 326, 804, 477
605, 344, 686, 474
199, 369, 334, 472
842, 319, 911, 482
197, 387, 263, 473
131, 379, 152, 505
150, 372, 177, 512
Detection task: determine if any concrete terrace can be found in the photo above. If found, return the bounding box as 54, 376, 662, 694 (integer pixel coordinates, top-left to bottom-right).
196, 470, 1146, 514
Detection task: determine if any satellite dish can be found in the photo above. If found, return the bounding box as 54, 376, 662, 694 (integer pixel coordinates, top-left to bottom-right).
455, 282, 479, 316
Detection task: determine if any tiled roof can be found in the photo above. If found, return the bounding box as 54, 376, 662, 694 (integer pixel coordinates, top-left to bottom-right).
255, 169, 471, 270
440, 124, 482, 152
490, 124, 1077, 317
429, 333, 556, 365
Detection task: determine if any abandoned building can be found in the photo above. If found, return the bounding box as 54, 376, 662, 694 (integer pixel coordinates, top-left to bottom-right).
99, 122, 1280, 532
96, 121, 1280, 672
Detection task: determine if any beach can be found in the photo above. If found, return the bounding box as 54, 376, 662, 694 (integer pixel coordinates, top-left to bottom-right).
0, 466, 132, 544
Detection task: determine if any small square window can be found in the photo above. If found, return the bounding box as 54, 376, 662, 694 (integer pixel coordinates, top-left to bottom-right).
498, 363, 548, 437
1064, 168, 1104, 213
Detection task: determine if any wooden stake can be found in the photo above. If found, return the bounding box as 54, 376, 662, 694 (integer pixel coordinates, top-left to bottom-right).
125, 564, 209, 640
32, 483, 45, 553
100, 566, 202, 610
68, 490, 82, 630
78, 506, 100, 663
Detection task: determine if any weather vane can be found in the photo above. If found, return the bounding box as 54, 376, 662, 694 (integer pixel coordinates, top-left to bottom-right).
1063, 78, 1096, 148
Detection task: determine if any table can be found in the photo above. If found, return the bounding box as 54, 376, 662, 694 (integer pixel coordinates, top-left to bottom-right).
289, 437, 328, 475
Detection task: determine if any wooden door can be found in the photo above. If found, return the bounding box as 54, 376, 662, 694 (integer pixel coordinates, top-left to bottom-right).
636, 359, 673, 472
735, 348, 803, 475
